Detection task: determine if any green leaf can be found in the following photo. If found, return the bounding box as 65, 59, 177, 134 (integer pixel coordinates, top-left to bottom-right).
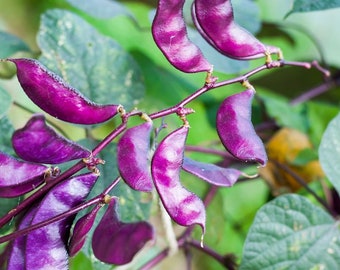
232, 0, 261, 34
37, 9, 145, 110
0, 31, 31, 58
259, 92, 308, 132
0, 116, 15, 155
66, 0, 133, 19
287, 0, 340, 16
0, 86, 12, 118
240, 194, 340, 270
319, 112, 340, 195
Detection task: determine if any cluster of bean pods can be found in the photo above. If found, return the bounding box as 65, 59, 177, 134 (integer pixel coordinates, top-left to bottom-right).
152, 0, 281, 74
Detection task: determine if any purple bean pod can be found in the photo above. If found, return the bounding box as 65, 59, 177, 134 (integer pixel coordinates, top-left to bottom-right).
152, 0, 212, 73
12, 114, 91, 164
25, 173, 98, 269
68, 204, 102, 257
216, 88, 267, 166
92, 197, 154, 265
7, 58, 118, 124
117, 120, 153, 192
182, 157, 242, 187
193, 0, 280, 60
151, 125, 206, 233
7, 206, 38, 270
0, 151, 48, 198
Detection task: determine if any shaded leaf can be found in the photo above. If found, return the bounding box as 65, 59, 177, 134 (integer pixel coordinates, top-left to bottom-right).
240, 194, 340, 270
0, 31, 30, 58
0, 116, 15, 154
0, 86, 11, 118
319, 113, 340, 195
37, 9, 145, 110
287, 0, 340, 16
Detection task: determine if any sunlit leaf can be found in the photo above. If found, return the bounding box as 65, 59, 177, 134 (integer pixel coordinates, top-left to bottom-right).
240, 194, 340, 270
319, 113, 340, 195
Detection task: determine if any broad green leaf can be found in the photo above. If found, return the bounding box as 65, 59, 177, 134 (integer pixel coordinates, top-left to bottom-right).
319, 113, 340, 195
287, 0, 340, 16
240, 194, 340, 270
66, 0, 133, 19
0, 31, 30, 58
0, 86, 12, 117
232, 0, 262, 34
259, 92, 308, 132
0, 116, 15, 154
37, 9, 145, 110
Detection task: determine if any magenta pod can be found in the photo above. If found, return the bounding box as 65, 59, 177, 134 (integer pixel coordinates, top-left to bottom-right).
216, 88, 267, 166
151, 125, 206, 232
117, 120, 153, 192
12, 114, 91, 164
152, 0, 212, 73
68, 204, 102, 257
193, 0, 280, 60
182, 157, 242, 187
0, 151, 48, 197
92, 197, 154, 265
7, 206, 37, 270
7, 58, 118, 124
25, 173, 98, 269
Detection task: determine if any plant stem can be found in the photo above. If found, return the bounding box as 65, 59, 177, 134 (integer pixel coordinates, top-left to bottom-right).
0, 177, 121, 244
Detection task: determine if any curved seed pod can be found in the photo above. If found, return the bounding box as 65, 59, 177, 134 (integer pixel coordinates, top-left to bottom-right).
92, 197, 154, 265
117, 120, 153, 192
12, 114, 91, 164
182, 157, 242, 187
25, 173, 98, 270
68, 204, 102, 257
7, 206, 37, 270
152, 0, 212, 73
193, 0, 280, 60
7, 58, 118, 124
216, 88, 267, 166
151, 125, 206, 232
0, 151, 47, 198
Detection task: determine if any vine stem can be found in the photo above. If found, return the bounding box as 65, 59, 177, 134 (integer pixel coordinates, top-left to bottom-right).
149, 60, 329, 120
0, 177, 121, 244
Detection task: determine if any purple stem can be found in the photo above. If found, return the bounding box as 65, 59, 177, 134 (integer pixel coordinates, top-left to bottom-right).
0, 177, 121, 244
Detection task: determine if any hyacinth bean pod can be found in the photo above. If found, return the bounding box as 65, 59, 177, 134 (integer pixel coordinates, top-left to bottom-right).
0, 151, 48, 198
7, 206, 37, 270
92, 197, 154, 265
25, 173, 98, 270
182, 157, 242, 187
117, 120, 153, 192
152, 0, 212, 73
193, 0, 280, 60
68, 204, 102, 257
7, 58, 118, 124
216, 88, 267, 166
151, 125, 206, 232
12, 114, 91, 164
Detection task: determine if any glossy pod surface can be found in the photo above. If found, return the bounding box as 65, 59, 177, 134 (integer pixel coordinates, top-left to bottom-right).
151, 125, 206, 232
25, 173, 98, 269
12, 114, 91, 164
182, 157, 242, 187
0, 151, 47, 197
152, 0, 211, 73
8, 58, 118, 124
92, 197, 154, 265
216, 88, 267, 165
193, 0, 279, 60
117, 121, 153, 192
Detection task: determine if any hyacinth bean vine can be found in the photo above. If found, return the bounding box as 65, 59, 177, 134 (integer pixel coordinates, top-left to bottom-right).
0, 0, 338, 269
